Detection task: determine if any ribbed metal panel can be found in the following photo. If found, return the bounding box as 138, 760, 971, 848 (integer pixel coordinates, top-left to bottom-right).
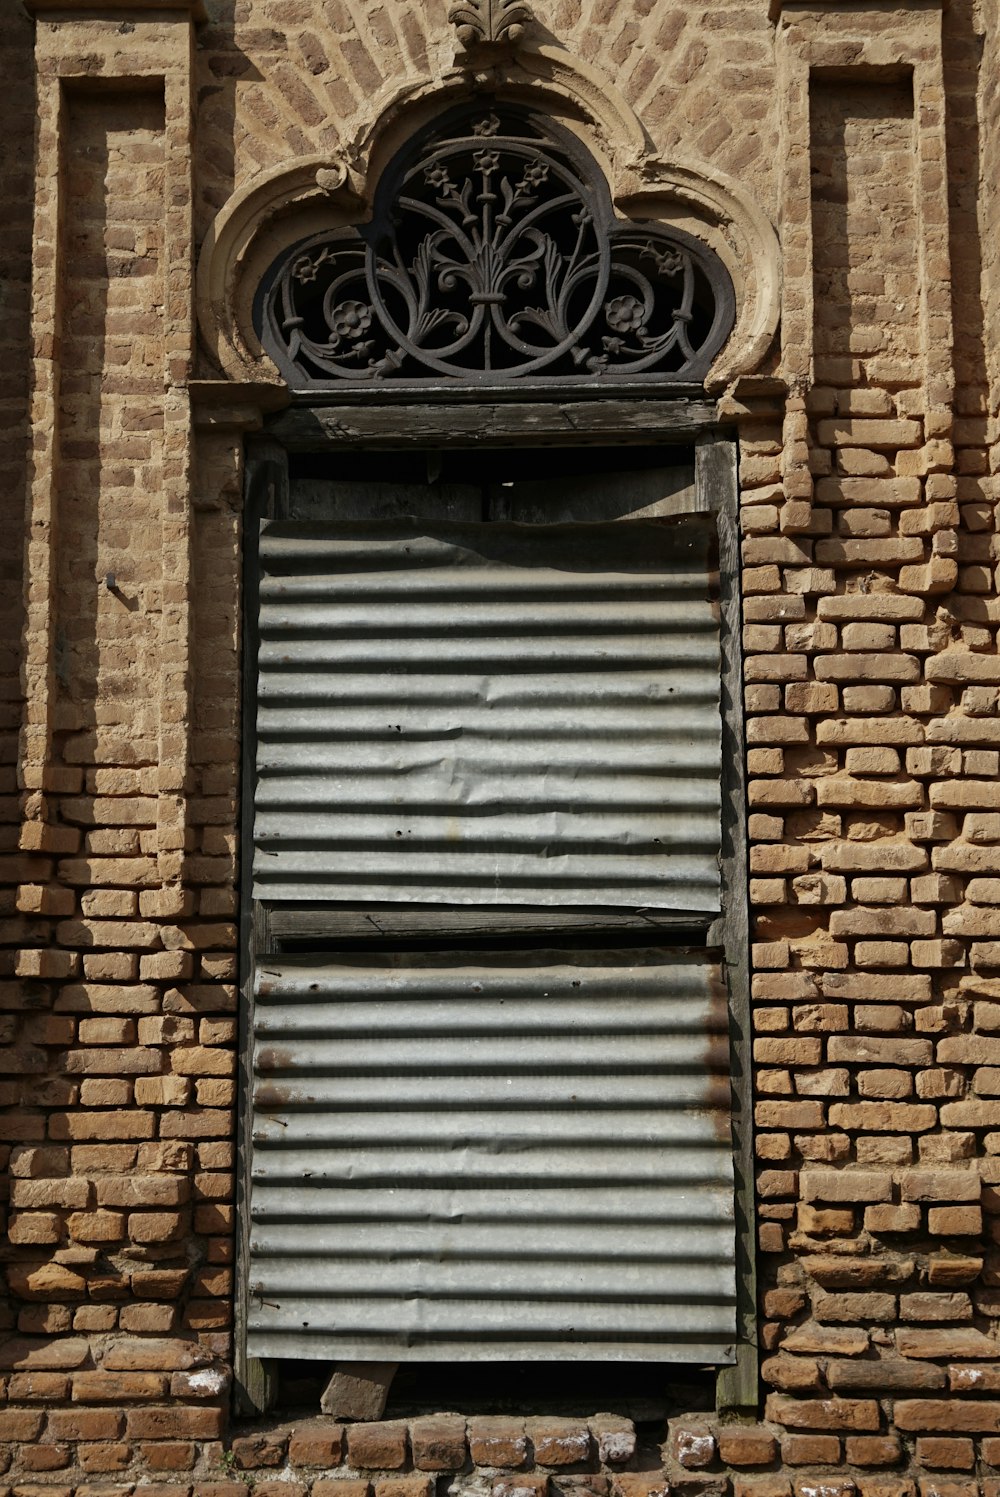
247, 948, 736, 1362
253, 517, 721, 911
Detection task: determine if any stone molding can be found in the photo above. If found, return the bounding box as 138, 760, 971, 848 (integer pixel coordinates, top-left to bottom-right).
768, 0, 947, 13
23, 0, 206, 15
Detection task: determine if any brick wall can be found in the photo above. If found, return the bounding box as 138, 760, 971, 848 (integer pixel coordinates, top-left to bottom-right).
0, 2, 35, 1144
4, 1, 1000, 1496
981, 0, 1000, 439
191, 0, 782, 256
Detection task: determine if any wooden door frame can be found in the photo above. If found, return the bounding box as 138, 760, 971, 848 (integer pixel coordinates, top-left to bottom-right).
234, 392, 757, 1417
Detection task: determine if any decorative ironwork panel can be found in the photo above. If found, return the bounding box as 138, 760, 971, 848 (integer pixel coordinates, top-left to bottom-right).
258, 106, 736, 388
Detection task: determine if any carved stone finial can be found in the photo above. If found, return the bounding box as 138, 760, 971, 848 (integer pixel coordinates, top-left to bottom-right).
448, 0, 534, 48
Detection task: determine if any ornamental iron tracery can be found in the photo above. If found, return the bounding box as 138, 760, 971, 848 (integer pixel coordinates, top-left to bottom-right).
258, 106, 736, 388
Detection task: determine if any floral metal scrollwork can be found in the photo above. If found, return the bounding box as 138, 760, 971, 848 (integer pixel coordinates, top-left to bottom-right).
260, 107, 735, 387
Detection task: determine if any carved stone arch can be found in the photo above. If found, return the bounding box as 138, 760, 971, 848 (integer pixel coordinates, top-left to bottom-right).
195, 55, 780, 389
352, 50, 650, 201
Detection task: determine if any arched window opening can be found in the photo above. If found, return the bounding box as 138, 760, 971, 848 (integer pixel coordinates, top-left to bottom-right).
257, 103, 735, 388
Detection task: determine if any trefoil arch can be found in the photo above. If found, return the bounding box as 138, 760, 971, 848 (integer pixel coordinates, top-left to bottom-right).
256, 102, 736, 390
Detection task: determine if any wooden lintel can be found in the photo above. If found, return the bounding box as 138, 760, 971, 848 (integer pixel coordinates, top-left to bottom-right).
266, 397, 720, 451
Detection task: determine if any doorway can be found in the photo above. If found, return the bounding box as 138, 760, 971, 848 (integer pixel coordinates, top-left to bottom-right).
236, 427, 754, 1416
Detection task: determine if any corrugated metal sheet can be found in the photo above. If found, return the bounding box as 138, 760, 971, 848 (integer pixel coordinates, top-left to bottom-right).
247, 948, 736, 1362
286, 465, 698, 525
253, 517, 721, 911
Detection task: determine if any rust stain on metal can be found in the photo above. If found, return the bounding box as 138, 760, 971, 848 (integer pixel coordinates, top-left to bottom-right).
257, 1046, 295, 1072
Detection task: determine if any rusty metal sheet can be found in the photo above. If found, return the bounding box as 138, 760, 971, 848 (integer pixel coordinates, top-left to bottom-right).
252, 516, 721, 911
246, 948, 736, 1363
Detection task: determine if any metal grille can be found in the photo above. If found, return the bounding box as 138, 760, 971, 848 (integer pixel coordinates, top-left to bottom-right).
253, 515, 722, 912
247, 948, 737, 1362
257, 103, 736, 388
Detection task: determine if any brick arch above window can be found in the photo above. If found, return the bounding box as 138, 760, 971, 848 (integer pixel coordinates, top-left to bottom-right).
195, 64, 781, 392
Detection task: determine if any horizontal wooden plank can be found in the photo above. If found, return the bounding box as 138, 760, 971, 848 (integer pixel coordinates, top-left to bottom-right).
265, 907, 715, 945
266, 397, 719, 450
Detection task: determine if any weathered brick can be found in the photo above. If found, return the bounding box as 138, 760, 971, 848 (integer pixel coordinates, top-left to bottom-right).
865, 1205, 922, 1234
409, 1417, 467, 1471
802, 1171, 892, 1204
828, 1103, 937, 1132
895, 1401, 1000, 1432
126, 1406, 225, 1439
588, 1416, 636, 1465
845, 1436, 902, 1468
900, 1172, 980, 1203
526, 1420, 590, 1465
914, 1437, 975, 1470
347, 1424, 409, 1471
717, 1429, 777, 1466
780, 1433, 841, 1465
375, 1481, 434, 1497
926, 1206, 984, 1235
73, 1372, 167, 1402
0, 1411, 45, 1440
765, 1395, 880, 1430
816, 420, 922, 449
813, 1292, 898, 1324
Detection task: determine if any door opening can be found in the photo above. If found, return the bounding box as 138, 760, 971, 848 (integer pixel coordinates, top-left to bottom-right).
237, 428, 753, 1418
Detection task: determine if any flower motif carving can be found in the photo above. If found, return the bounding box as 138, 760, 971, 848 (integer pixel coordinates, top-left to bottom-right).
605, 294, 645, 333
331, 300, 373, 339
260, 107, 735, 387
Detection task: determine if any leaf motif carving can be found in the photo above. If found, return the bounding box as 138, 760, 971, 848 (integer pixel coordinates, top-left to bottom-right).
448, 0, 535, 46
